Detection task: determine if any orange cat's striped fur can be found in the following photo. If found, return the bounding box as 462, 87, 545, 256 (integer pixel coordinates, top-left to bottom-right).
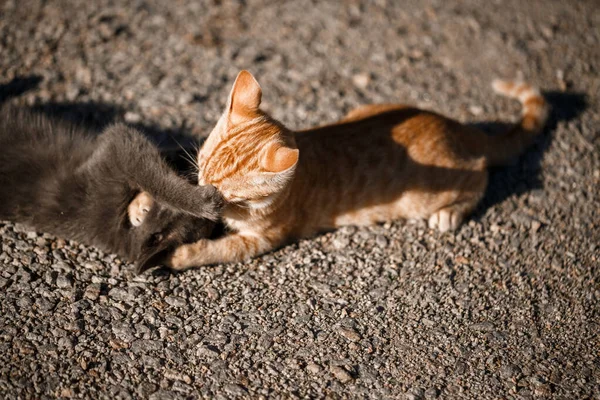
168, 71, 548, 270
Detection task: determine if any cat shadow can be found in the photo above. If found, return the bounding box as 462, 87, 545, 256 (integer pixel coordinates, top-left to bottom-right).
0, 75, 200, 154
28, 100, 206, 180
0, 75, 43, 104
30, 101, 202, 148
470, 91, 587, 219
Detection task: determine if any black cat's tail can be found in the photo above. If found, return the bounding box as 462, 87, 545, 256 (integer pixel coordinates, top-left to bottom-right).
98, 124, 223, 221
481, 80, 550, 167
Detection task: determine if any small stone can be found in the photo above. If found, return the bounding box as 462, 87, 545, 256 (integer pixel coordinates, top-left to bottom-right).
330, 365, 353, 383
556, 69, 567, 91
352, 73, 370, 89
287, 358, 301, 369
149, 390, 176, 400
108, 288, 135, 302
469, 105, 483, 116
470, 321, 494, 332
131, 339, 163, 353
36, 297, 55, 312
332, 236, 350, 249
338, 326, 361, 342
196, 345, 220, 359
531, 220, 542, 233
84, 283, 101, 300
165, 296, 187, 308
171, 381, 193, 394
406, 389, 425, 400
534, 384, 552, 396
109, 339, 129, 350
124, 112, 142, 123
178, 92, 194, 105
164, 369, 192, 385
375, 235, 388, 247
500, 364, 521, 380
75, 65, 92, 85
223, 384, 247, 396
56, 274, 73, 289
541, 25, 554, 39
17, 296, 33, 309
58, 336, 76, 350
306, 363, 322, 374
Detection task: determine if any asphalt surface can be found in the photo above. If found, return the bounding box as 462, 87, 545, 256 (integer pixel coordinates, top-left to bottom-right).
1, 0, 599, 398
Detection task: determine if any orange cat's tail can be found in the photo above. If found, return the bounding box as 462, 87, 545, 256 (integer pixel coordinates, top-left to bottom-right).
482, 80, 549, 167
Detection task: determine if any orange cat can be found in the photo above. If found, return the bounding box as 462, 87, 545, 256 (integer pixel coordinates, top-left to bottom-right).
168, 71, 548, 270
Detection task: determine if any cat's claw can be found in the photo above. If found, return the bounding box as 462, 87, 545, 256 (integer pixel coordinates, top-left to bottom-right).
428, 208, 462, 232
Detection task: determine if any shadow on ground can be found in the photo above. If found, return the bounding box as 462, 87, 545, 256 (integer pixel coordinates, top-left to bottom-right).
472, 91, 587, 217
1, 75, 204, 177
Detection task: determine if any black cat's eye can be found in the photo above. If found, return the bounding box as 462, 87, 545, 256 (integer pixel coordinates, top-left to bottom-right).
149, 232, 164, 246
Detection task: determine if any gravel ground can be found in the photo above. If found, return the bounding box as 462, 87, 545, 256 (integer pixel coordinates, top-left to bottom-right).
1, 0, 599, 398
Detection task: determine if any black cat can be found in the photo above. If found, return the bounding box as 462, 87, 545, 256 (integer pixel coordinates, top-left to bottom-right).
0, 106, 222, 272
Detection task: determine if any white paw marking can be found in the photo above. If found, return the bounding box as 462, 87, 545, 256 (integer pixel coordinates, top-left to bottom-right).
128, 192, 154, 227
428, 209, 462, 232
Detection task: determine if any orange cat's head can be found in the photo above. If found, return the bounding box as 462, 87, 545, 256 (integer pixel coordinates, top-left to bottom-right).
197, 71, 299, 209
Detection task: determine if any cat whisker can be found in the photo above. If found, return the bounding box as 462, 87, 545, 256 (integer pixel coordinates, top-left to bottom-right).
168, 134, 199, 171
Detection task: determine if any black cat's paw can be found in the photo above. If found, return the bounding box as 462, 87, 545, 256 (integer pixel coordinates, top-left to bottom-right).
128, 191, 154, 227
195, 184, 224, 221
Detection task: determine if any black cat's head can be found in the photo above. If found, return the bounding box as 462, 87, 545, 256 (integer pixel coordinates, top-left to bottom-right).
128, 202, 215, 274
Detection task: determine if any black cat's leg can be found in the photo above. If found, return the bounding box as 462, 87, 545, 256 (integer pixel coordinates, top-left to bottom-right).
94, 124, 224, 221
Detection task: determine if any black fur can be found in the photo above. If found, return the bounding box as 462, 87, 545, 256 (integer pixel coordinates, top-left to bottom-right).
0, 106, 220, 272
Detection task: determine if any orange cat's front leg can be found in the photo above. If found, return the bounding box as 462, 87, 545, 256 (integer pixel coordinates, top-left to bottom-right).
167, 232, 275, 271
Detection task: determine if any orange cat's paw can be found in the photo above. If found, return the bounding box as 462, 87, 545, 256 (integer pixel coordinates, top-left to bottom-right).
168, 241, 207, 271
168, 244, 193, 270
428, 208, 463, 232
128, 191, 154, 227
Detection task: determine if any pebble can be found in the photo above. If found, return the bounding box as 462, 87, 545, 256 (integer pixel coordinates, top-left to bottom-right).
124, 112, 142, 123
56, 274, 74, 289
223, 384, 247, 396
165, 296, 187, 308
330, 366, 353, 383
352, 73, 370, 89
108, 288, 135, 302
164, 369, 192, 385
84, 284, 101, 300
337, 326, 361, 342
306, 363, 322, 374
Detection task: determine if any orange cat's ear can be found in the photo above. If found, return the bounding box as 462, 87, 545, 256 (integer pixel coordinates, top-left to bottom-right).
261, 143, 299, 173
227, 70, 262, 125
